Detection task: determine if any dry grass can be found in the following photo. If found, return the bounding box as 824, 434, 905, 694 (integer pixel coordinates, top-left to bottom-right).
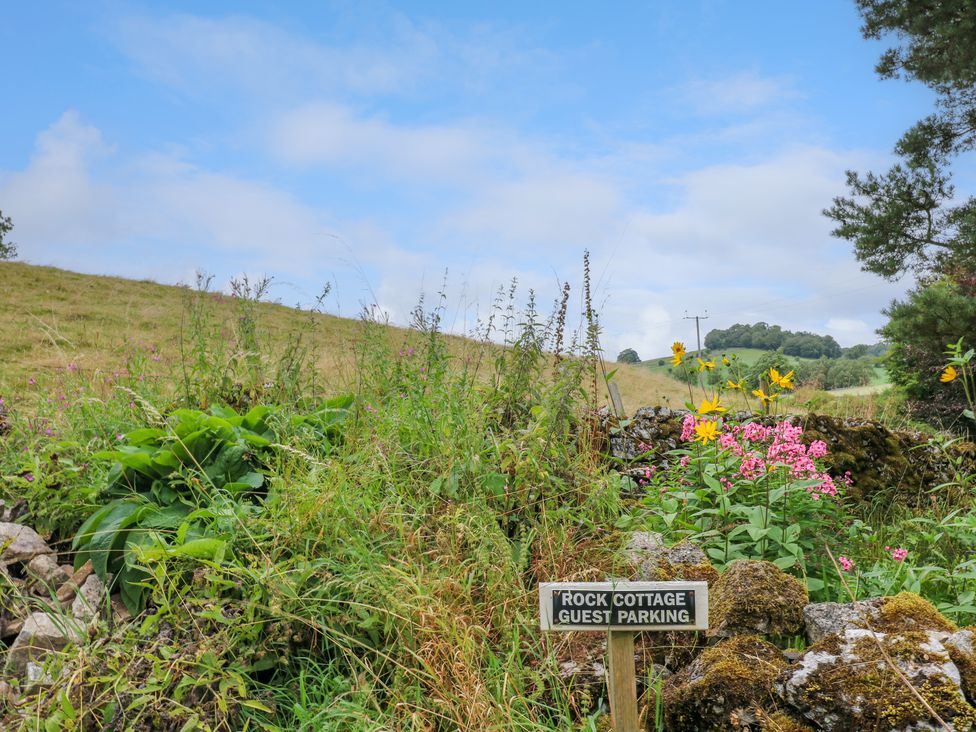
1, 262, 686, 408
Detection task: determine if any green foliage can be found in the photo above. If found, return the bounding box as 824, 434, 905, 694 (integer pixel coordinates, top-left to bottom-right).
882, 278, 976, 430
0, 209, 15, 261
616, 347, 640, 364
825, 0, 976, 281
639, 419, 846, 596
71, 404, 279, 613
704, 322, 841, 358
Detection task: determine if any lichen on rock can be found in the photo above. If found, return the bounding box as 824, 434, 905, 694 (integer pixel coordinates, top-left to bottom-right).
662, 635, 787, 732
709, 559, 807, 639
778, 626, 976, 731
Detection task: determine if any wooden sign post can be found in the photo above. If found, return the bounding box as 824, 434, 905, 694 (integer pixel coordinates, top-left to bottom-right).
539, 581, 708, 732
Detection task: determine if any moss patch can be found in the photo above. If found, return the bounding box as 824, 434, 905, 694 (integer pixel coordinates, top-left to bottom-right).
709, 560, 807, 638
662, 635, 786, 732
780, 627, 976, 731
868, 592, 958, 634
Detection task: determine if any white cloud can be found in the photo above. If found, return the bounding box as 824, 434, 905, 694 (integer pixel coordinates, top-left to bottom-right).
113, 14, 434, 98
0, 111, 117, 249
441, 171, 625, 249
678, 71, 800, 116
270, 103, 497, 183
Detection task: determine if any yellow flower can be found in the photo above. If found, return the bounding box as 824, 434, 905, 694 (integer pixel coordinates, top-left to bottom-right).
752, 388, 778, 405
671, 341, 686, 366
727, 379, 744, 390
778, 370, 795, 390
697, 358, 715, 372
941, 365, 958, 383
693, 419, 720, 443
722, 356, 731, 366
768, 368, 795, 390
697, 396, 727, 415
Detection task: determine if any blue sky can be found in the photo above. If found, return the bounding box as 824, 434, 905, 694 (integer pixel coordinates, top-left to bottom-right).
1, 1, 937, 358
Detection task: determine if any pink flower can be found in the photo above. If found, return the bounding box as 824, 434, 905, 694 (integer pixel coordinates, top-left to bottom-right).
67, 362, 78, 373
679, 455, 691, 468
808, 440, 828, 458
27, 377, 36, 386
886, 546, 908, 562
838, 556, 854, 572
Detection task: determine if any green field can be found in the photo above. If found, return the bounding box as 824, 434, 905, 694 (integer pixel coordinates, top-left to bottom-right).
638, 346, 889, 388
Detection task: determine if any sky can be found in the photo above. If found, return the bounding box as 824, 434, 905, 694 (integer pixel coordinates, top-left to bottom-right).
1, 1, 940, 358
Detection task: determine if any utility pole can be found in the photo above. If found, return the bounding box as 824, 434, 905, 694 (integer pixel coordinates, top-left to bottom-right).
684, 311, 709, 356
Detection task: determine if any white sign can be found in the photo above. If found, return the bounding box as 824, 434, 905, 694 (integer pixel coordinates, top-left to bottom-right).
539, 581, 708, 631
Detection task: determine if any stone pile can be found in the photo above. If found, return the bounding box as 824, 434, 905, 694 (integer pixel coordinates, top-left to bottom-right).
554, 533, 976, 731
1, 520, 111, 691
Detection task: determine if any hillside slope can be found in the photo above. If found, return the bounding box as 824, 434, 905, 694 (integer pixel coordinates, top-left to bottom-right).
0, 262, 687, 408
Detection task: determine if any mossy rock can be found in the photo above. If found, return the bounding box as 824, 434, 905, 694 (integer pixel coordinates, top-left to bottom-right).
946, 629, 976, 706
709, 560, 807, 639
870, 592, 957, 634
757, 709, 816, 731
778, 627, 976, 731
662, 635, 786, 732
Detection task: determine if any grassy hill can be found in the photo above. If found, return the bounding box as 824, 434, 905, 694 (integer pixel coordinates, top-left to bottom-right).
638, 346, 889, 388
0, 262, 691, 409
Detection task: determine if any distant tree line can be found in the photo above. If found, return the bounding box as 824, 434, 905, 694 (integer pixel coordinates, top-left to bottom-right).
704, 322, 866, 359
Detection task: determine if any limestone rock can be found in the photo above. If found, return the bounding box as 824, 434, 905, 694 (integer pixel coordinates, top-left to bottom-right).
26, 553, 69, 587
71, 574, 106, 624
708, 560, 807, 638
946, 629, 976, 706
0, 522, 52, 565
803, 598, 882, 645
662, 635, 786, 732
803, 592, 956, 647
4, 611, 83, 676
778, 627, 976, 731
625, 533, 719, 585
625, 534, 718, 669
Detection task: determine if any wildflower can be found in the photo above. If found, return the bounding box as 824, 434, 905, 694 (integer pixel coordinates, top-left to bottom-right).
67, 362, 78, 373
694, 419, 720, 443
886, 546, 908, 562
28, 377, 36, 386
697, 358, 715, 372
722, 356, 731, 366
726, 379, 744, 390
941, 365, 958, 383
671, 341, 686, 366
838, 556, 854, 572
697, 396, 726, 415
769, 368, 795, 390
752, 388, 777, 405
24, 473, 34, 482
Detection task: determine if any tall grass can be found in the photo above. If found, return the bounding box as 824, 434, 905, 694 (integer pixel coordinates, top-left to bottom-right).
1, 266, 643, 731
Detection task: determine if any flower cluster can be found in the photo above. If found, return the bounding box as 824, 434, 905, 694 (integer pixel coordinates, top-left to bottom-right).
683, 416, 850, 499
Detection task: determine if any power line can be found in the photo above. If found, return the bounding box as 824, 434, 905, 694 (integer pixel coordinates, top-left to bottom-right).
683, 310, 709, 355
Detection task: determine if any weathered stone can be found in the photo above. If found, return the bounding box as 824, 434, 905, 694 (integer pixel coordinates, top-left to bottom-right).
946, 629, 976, 706
26, 554, 69, 587
4, 611, 83, 676
662, 635, 786, 732
625, 534, 719, 586
71, 574, 106, 624
709, 560, 807, 638
624, 535, 718, 669
756, 709, 816, 731
804, 592, 956, 647
56, 560, 93, 604
0, 522, 52, 565
778, 627, 976, 731
803, 598, 882, 645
